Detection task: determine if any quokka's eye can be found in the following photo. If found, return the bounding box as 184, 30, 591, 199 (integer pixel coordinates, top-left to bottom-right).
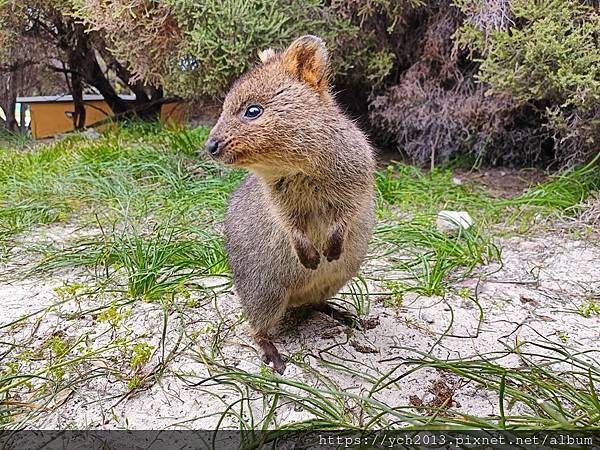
244, 105, 263, 119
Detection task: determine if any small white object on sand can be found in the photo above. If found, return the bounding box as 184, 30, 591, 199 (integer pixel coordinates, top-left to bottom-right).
436, 210, 474, 234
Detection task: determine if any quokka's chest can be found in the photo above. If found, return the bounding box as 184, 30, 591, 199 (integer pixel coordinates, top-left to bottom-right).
272, 177, 334, 211
274, 197, 333, 237
268, 178, 335, 236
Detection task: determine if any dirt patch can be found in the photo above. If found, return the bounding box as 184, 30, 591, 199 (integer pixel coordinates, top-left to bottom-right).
454, 168, 548, 198
375, 154, 548, 198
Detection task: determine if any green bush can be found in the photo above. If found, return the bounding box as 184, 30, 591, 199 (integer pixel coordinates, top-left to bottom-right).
366, 0, 599, 166
170, 0, 355, 96
461, 1, 599, 108
73, 0, 356, 98
17, 0, 600, 167
455, 0, 600, 165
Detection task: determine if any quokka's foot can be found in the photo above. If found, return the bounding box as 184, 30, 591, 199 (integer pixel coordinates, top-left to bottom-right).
313, 303, 361, 330
257, 338, 287, 374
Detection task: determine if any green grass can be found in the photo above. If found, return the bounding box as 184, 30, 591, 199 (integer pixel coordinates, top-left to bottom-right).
375, 164, 494, 220
35, 223, 229, 300
505, 154, 600, 211
0, 123, 599, 432
376, 155, 600, 223
372, 155, 600, 296
184, 337, 600, 432
0, 129, 32, 150
0, 123, 241, 238
0, 200, 62, 239
374, 218, 499, 296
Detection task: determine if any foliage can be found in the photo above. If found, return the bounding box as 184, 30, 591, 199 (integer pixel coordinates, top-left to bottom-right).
0, 3, 62, 131
366, 3, 515, 165
173, 0, 351, 96
455, 0, 600, 165
363, 0, 599, 167
0, 0, 166, 123
74, 0, 354, 97
372, 156, 600, 296
130, 342, 153, 370
2, 0, 598, 166
0, 3, 15, 61
71, 0, 416, 98
461, 1, 599, 109
70, 0, 183, 90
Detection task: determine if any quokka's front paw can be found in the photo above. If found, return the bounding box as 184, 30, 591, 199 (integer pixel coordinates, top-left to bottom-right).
297, 244, 321, 270
324, 230, 344, 262
292, 230, 320, 269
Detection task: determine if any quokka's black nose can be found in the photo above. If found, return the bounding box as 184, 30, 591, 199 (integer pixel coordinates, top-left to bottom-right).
205, 138, 221, 156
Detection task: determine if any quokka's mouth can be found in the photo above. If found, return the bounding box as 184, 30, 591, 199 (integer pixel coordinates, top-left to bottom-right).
211, 144, 252, 167
206, 142, 235, 164
218, 150, 242, 166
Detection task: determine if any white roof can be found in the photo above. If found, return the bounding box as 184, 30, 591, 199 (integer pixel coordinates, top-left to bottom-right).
17, 94, 137, 103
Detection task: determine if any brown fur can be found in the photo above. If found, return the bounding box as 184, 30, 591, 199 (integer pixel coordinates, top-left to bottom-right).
206, 35, 376, 374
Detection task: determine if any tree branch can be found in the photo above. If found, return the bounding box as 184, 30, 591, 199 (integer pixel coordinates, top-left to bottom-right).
46, 65, 81, 76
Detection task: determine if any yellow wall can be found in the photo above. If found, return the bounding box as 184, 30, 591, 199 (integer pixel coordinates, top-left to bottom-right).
29, 101, 187, 139
161, 102, 188, 126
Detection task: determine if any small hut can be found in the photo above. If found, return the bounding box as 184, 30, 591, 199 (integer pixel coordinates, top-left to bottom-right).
17, 94, 187, 139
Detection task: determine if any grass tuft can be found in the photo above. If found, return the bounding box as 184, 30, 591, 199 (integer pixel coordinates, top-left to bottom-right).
374, 218, 499, 296
35, 223, 228, 300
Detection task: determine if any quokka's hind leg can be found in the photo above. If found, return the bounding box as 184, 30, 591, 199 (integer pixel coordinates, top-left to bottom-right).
312, 302, 361, 330
255, 336, 286, 374
243, 291, 289, 374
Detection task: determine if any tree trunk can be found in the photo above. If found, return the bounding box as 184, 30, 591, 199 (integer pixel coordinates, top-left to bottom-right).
84, 52, 130, 115
54, 17, 165, 123
55, 20, 129, 118
4, 74, 18, 132
68, 53, 86, 129
1, 59, 30, 133
97, 45, 165, 120
77, 36, 164, 120
19, 101, 26, 132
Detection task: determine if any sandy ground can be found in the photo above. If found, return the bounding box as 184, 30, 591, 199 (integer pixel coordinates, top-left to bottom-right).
1, 221, 599, 430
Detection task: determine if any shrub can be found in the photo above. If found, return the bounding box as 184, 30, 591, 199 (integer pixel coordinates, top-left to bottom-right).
12, 0, 599, 167
455, 0, 600, 165
363, 0, 599, 166
367, 3, 526, 166
74, 0, 354, 97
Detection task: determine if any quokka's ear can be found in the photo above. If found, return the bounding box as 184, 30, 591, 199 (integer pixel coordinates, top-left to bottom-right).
281, 35, 329, 92
258, 48, 276, 64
